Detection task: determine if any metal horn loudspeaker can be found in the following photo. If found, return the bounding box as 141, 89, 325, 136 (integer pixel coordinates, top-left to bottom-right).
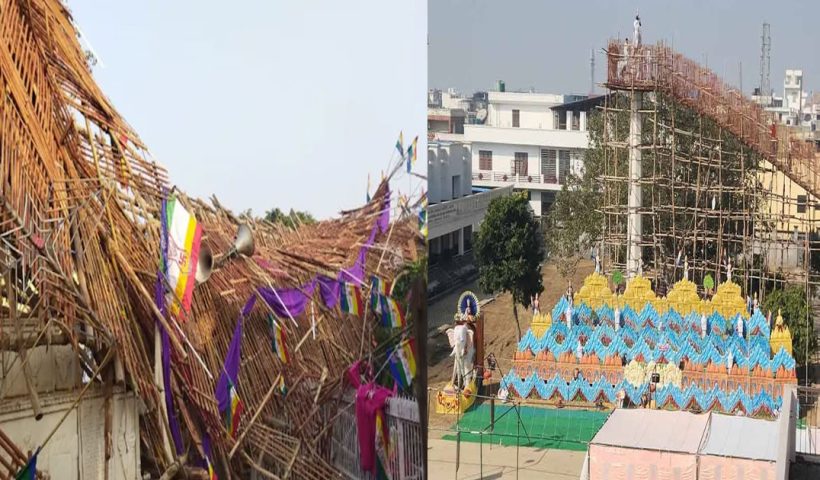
230, 224, 255, 258
195, 245, 213, 284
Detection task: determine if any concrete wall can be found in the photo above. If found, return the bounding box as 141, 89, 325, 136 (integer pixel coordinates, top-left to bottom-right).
429, 185, 514, 240
428, 142, 472, 204
0, 345, 81, 397
489, 102, 554, 129
776, 385, 797, 480
0, 388, 140, 480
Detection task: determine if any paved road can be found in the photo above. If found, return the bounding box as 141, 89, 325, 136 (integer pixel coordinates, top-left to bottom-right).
428, 437, 585, 480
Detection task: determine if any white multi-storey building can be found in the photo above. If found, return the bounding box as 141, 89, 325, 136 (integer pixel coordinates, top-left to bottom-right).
427, 136, 511, 270
465, 91, 600, 217
756, 69, 818, 132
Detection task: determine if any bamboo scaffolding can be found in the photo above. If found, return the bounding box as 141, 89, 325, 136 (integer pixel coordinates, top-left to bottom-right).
0, 1, 424, 478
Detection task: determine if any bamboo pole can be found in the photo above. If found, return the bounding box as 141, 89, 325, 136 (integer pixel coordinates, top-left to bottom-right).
228, 373, 282, 459
38, 347, 115, 451
105, 238, 187, 359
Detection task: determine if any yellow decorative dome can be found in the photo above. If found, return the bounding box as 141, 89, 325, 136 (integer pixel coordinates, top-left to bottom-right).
574, 272, 614, 309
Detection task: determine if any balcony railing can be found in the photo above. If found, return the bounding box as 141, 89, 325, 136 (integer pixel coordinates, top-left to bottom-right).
472, 171, 564, 186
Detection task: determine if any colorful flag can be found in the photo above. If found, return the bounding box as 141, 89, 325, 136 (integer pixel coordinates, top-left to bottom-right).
418, 193, 428, 239
206, 456, 217, 480
374, 409, 392, 480
406, 135, 418, 173
224, 380, 244, 439
14, 448, 38, 480
366, 173, 371, 203
340, 282, 364, 316
269, 314, 289, 364
277, 375, 287, 396
387, 339, 417, 389
370, 276, 391, 315
395, 131, 404, 158
165, 195, 203, 320
216, 298, 252, 439
402, 338, 417, 381
380, 296, 406, 328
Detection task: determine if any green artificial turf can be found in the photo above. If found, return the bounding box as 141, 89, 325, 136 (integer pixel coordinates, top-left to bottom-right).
441, 402, 610, 452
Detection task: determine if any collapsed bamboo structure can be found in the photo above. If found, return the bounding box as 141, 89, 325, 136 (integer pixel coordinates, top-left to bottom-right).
600, 40, 820, 364
0, 0, 424, 478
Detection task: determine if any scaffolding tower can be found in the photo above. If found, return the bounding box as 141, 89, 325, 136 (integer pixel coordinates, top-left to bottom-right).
601, 40, 820, 363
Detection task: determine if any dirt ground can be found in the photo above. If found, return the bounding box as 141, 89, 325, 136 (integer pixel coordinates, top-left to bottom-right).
427, 259, 595, 432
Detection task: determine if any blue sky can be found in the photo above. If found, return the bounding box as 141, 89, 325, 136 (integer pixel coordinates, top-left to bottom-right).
69, 1, 427, 219
430, 0, 820, 97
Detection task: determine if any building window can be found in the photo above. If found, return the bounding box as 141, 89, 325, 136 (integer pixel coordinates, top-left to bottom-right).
571, 111, 580, 130
452, 175, 461, 199
513, 152, 528, 176
463, 225, 473, 252
451, 231, 460, 256
558, 150, 570, 184
512, 109, 520, 128
479, 150, 493, 170
555, 110, 567, 130
814, 202, 820, 211
797, 195, 807, 213
541, 149, 557, 183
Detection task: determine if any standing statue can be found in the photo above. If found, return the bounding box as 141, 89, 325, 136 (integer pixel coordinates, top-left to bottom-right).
726, 257, 733, 282
614, 307, 621, 331
447, 292, 480, 391
566, 302, 573, 330
446, 323, 475, 390
594, 246, 601, 273
736, 315, 743, 339
684, 256, 689, 281
700, 313, 708, 339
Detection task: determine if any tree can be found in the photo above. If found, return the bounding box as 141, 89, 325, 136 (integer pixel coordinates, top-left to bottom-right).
475, 192, 545, 339
547, 94, 761, 291
264, 208, 316, 227
762, 285, 818, 367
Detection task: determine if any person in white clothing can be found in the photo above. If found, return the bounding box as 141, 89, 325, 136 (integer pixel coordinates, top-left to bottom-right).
633, 14, 642, 46
700, 313, 708, 339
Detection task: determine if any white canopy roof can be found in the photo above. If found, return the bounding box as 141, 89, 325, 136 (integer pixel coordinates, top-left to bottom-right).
700, 414, 778, 461
590, 408, 709, 454
591, 408, 779, 461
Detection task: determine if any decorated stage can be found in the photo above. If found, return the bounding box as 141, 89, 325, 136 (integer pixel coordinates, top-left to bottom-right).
503, 272, 797, 417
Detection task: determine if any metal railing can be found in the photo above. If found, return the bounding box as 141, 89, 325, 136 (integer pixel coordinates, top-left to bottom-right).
472, 171, 565, 186
330, 390, 424, 479
796, 386, 820, 459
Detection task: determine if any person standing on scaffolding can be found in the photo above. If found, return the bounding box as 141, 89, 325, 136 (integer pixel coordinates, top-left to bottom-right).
633, 14, 642, 80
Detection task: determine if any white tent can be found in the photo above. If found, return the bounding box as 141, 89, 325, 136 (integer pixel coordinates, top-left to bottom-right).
588, 409, 708, 480
698, 414, 778, 480
587, 409, 784, 480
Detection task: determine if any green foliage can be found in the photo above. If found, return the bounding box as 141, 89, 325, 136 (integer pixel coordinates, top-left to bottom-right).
547, 93, 763, 288
264, 208, 316, 227
391, 256, 427, 303
612, 270, 624, 286
475, 192, 545, 338
703, 274, 714, 290
762, 285, 818, 367
545, 108, 606, 280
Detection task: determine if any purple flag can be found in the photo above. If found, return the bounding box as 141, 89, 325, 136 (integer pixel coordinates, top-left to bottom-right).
215, 295, 255, 413
255, 185, 391, 317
